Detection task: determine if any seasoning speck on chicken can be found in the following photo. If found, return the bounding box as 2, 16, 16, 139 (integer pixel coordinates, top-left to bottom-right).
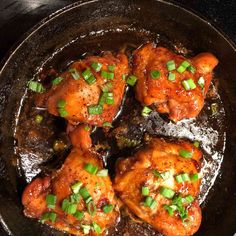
133, 43, 218, 122
114, 138, 202, 236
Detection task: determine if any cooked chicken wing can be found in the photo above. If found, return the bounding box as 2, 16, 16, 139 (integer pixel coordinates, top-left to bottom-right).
133, 43, 218, 122
37, 52, 129, 126
22, 130, 119, 235
113, 138, 202, 236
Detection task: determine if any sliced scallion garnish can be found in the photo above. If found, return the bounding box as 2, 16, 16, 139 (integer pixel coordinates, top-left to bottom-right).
141, 186, 149, 196
46, 194, 57, 209
28, 81, 45, 93
150, 70, 161, 79
52, 77, 63, 86
160, 187, 175, 199
182, 78, 196, 90
102, 204, 114, 213
91, 62, 103, 72
88, 104, 103, 115
179, 149, 193, 158
84, 163, 98, 175
166, 60, 176, 71
141, 106, 152, 117
69, 68, 80, 80
126, 75, 138, 86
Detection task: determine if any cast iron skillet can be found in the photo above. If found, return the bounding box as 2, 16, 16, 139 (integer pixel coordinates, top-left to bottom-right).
0, 0, 236, 235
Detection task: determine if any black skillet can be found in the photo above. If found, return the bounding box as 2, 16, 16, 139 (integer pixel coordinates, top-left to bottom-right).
0, 0, 236, 235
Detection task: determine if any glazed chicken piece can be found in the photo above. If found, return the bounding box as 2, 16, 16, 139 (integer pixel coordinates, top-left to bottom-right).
36, 52, 129, 126
133, 43, 218, 122
22, 128, 119, 235
114, 138, 202, 236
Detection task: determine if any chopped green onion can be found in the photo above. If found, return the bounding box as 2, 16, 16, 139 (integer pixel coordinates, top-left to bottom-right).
126, 75, 138, 86
85, 196, 93, 204
179, 149, 193, 158
79, 187, 90, 200
107, 72, 114, 80
46, 194, 57, 209
163, 204, 177, 216
182, 173, 190, 181
108, 65, 115, 72
102, 122, 112, 127
102, 204, 114, 213
61, 199, 70, 211
35, 114, 43, 123
70, 193, 80, 203
69, 68, 80, 80
168, 72, 176, 81
82, 68, 92, 80
71, 181, 83, 194
87, 201, 97, 216
193, 141, 200, 148
144, 196, 157, 209
142, 106, 152, 117
52, 77, 63, 86
152, 170, 170, 180
100, 82, 113, 92
57, 99, 66, 108
183, 195, 194, 204
84, 163, 98, 175
166, 60, 176, 71
58, 109, 68, 117
198, 76, 205, 88
86, 75, 96, 85
122, 74, 127, 81
101, 71, 108, 79
182, 78, 196, 90
40, 212, 57, 223
150, 70, 161, 79
177, 61, 190, 73
81, 224, 91, 234
188, 66, 195, 74
175, 174, 184, 183
84, 125, 91, 131
190, 173, 199, 182
91, 62, 103, 72
211, 103, 218, 115
160, 187, 175, 199
141, 186, 150, 196
97, 169, 108, 177
92, 222, 102, 234
88, 104, 103, 115
67, 203, 77, 214
106, 92, 114, 104
74, 211, 84, 221
28, 81, 45, 93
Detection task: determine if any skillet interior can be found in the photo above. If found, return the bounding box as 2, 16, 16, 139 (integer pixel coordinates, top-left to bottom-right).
0, 0, 236, 235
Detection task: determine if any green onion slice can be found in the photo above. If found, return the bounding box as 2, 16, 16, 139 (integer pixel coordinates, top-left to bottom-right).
188, 66, 195, 74
57, 99, 66, 108
168, 72, 176, 81
166, 60, 176, 71
190, 173, 199, 182
183, 195, 194, 204
102, 122, 112, 127
182, 78, 196, 90
67, 203, 77, 214
46, 194, 57, 209
126, 75, 138, 86
100, 82, 113, 92
144, 196, 157, 209
40, 212, 57, 223
81, 224, 91, 234
71, 181, 83, 194
84, 163, 98, 175
150, 70, 161, 79
79, 187, 90, 200
92, 222, 102, 234
84, 125, 91, 131
142, 106, 152, 117
69, 68, 80, 80
179, 149, 193, 158
193, 141, 200, 148
28, 81, 45, 93
177, 61, 190, 73
70, 193, 80, 203
108, 65, 116, 72
141, 186, 150, 196
52, 77, 63, 86
163, 204, 177, 216
61, 199, 70, 212
102, 204, 114, 213
91, 62, 103, 72
175, 173, 190, 183
160, 187, 175, 199
87, 201, 97, 216
74, 211, 84, 221
82, 68, 92, 80
198, 76, 205, 88
97, 169, 108, 177
88, 104, 103, 115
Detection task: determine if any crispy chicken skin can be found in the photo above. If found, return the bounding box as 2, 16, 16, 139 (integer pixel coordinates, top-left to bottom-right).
113, 138, 202, 236
37, 52, 129, 126
22, 130, 119, 235
133, 43, 218, 122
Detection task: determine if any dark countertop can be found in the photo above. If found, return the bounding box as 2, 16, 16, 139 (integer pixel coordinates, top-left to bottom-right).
0, 0, 235, 235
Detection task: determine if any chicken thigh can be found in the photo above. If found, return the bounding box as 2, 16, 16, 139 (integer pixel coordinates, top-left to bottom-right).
133, 43, 218, 122
22, 128, 119, 235
113, 138, 202, 236
37, 52, 129, 126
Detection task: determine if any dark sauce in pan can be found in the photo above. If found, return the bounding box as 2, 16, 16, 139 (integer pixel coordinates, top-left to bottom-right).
14, 28, 226, 235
